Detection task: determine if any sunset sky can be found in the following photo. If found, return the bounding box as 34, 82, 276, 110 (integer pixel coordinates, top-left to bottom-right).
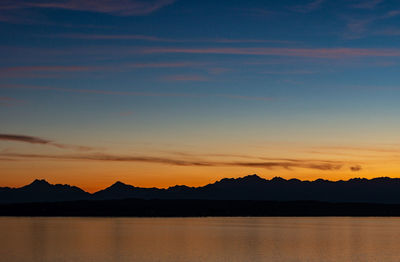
1, 0, 400, 192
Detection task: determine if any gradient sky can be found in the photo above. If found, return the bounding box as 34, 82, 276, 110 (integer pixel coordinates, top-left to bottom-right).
1, 0, 400, 192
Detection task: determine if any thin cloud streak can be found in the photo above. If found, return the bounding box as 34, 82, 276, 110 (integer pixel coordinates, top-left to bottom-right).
56, 34, 175, 41
291, 0, 325, 13
0, 134, 94, 151
376, 28, 400, 36
0, 0, 176, 16
341, 9, 400, 39
350, 165, 362, 171
215, 94, 273, 101
127, 62, 207, 68
143, 47, 400, 58
0, 65, 100, 78
0, 62, 206, 77
0, 134, 51, 145
343, 17, 376, 39
0, 84, 273, 102
163, 74, 208, 82
315, 145, 400, 154
352, 0, 384, 9
1, 65, 97, 73
0, 152, 356, 171
53, 33, 293, 44
1, 84, 201, 98
5, 45, 399, 63
0, 96, 25, 106
262, 70, 316, 75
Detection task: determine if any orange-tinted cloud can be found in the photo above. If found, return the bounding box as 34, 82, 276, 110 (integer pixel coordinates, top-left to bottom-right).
350, 165, 362, 171
0, 151, 358, 171
0, 134, 93, 151
314, 145, 400, 154
0, 134, 52, 145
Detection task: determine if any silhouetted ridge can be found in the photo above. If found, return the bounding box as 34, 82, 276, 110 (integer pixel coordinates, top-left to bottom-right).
108, 181, 132, 189
0, 179, 90, 203
28, 179, 51, 187
271, 176, 287, 182
93, 181, 163, 200
2, 175, 400, 204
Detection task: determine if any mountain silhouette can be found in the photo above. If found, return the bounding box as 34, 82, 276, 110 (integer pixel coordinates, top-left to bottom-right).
2, 174, 400, 204
93, 181, 163, 200
0, 179, 90, 203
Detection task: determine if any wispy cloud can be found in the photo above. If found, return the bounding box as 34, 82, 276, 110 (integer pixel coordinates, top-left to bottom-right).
119, 111, 135, 117
231, 160, 342, 171
291, 0, 325, 13
162, 74, 208, 82
1, 65, 97, 73
0, 96, 25, 106
0, 65, 100, 78
215, 94, 273, 102
343, 17, 376, 39
350, 165, 362, 171
127, 62, 206, 68
0, 134, 55, 145
0, 84, 202, 97
341, 8, 400, 39
53, 33, 293, 44
314, 145, 400, 154
0, 62, 206, 78
0, 151, 357, 171
383, 10, 400, 18
0, 11, 42, 24
143, 47, 400, 58
0, 137, 360, 171
0, 0, 176, 16
0, 134, 94, 151
0, 84, 273, 102
375, 28, 400, 36
352, 0, 384, 9
56, 34, 174, 41
207, 67, 232, 75
262, 70, 317, 75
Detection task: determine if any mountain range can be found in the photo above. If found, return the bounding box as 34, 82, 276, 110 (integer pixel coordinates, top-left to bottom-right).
2, 174, 400, 204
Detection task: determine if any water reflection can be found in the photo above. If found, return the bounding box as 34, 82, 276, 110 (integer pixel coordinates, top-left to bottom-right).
1, 217, 400, 262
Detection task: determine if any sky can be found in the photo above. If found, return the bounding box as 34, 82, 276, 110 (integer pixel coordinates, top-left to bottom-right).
1, 0, 400, 192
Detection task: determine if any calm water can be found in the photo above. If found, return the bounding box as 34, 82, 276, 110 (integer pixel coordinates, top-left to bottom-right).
1, 217, 400, 262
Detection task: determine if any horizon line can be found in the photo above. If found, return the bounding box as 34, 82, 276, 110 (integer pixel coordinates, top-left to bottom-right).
3, 174, 400, 194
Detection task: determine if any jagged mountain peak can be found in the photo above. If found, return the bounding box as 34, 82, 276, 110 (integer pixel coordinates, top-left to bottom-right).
110, 181, 128, 187
270, 176, 287, 182
28, 179, 51, 187
3, 175, 400, 204
103, 181, 135, 192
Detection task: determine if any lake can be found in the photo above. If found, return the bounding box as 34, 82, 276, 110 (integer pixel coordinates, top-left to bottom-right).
1, 217, 399, 262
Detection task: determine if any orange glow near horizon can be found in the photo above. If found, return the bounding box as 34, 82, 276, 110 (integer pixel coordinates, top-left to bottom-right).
1, 134, 400, 192
1, 142, 400, 193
